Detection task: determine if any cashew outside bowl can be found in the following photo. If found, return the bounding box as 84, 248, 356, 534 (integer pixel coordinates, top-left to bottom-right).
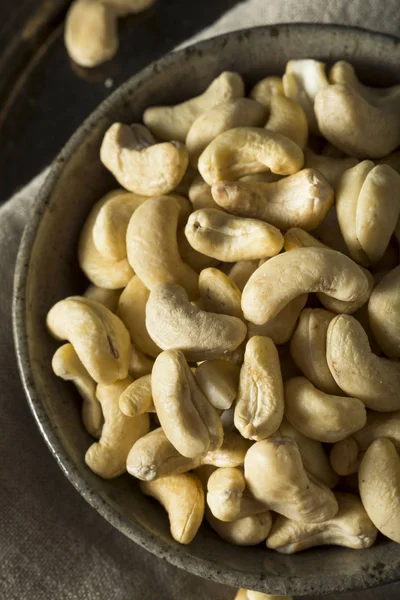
199, 268, 243, 318
207, 467, 266, 522
265, 95, 308, 148
368, 266, 400, 358
195, 359, 240, 410
249, 75, 284, 108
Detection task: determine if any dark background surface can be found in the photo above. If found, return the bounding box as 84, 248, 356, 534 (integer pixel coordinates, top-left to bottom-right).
0, 0, 243, 202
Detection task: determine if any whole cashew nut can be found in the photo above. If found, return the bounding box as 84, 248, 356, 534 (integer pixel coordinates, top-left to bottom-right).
207, 467, 266, 522
119, 374, 154, 417
368, 266, 400, 358
303, 148, 358, 188
199, 268, 243, 318
265, 95, 308, 148
249, 75, 284, 108
84, 284, 122, 313
247, 294, 308, 346
195, 359, 240, 410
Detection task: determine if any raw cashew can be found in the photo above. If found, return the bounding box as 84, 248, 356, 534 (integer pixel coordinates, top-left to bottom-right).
85, 378, 150, 478
128, 343, 154, 379
236, 591, 292, 600
195, 359, 240, 411
47, 296, 131, 384
146, 283, 247, 361
267, 492, 377, 553
126, 196, 199, 298
249, 75, 284, 108
304, 148, 358, 188
198, 128, 304, 185
188, 174, 221, 211
228, 260, 259, 292
247, 294, 307, 345
265, 95, 308, 148
207, 467, 266, 522
143, 71, 244, 142
186, 98, 267, 166
152, 350, 223, 458
117, 276, 161, 358
206, 508, 272, 546
284, 377, 366, 443
234, 337, 284, 441
140, 473, 205, 544
185, 209, 283, 262
52, 344, 103, 438
359, 438, 400, 543
368, 266, 400, 358
177, 230, 218, 273
242, 248, 370, 325
211, 169, 333, 231
84, 284, 121, 313
283, 59, 329, 134
315, 84, 400, 158
119, 374, 154, 417
65, 0, 118, 68
201, 430, 251, 468
327, 314, 400, 411
290, 308, 341, 394
78, 192, 134, 289
336, 161, 400, 265
199, 268, 242, 318
245, 436, 339, 523
100, 123, 189, 196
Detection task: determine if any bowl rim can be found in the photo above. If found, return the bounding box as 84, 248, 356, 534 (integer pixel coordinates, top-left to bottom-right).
13, 22, 400, 596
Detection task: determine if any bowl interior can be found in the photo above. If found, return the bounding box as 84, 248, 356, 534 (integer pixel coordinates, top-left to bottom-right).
14, 24, 400, 596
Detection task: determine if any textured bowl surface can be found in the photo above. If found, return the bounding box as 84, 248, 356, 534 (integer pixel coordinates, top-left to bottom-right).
13, 23, 400, 597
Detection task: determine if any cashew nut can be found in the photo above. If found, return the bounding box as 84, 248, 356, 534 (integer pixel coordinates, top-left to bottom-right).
267, 492, 377, 553
207, 467, 266, 522
201, 430, 251, 468
245, 436, 338, 523
206, 508, 272, 546
265, 95, 308, 148
84, 284, 122, 313
119, 374, 154, 417
52, 344, 103, 438
247, 294, 308, 345
100, 123, 189, 196
235, 591, 292, 600
249, 75, 284, 108
198, 127, 304, 185
47, 296, 131, 384
234, 337, 284, 441
140, 473, 205, 544
284, 376, 366, 443
143, 71, 244, 142
304, 148, 358, 188
188, 174, 221, 211
195, 359, 240, 410
128, 343, 154, 379
368, 266, 400, 358
327, 314, 400, 411
185, 209, 284, 262
146, 283, 247, 361
85, 378, 150, 478
228, 260, 259, 292
199, 268, 243, 318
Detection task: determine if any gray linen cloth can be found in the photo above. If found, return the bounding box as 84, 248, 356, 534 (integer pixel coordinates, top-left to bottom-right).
2, 1, 400, 598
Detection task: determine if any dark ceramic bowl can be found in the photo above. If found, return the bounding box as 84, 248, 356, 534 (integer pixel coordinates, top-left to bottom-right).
13, 23, 400, 597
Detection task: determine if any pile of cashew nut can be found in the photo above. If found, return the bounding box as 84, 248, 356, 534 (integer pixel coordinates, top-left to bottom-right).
47, 60, 400, 584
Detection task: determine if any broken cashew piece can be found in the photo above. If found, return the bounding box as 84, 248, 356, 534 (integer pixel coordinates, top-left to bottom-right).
100, 122, 189, 196
265, 95, 308, 148
119, 374, 154, 417
195, 359, 240, 410
84, 284, 122, 313
199, 268, 243, 318
304, 148, 358, 188
207, 467, 266, 522
249, 75, 284, 108
368, 266, 400, 358
47, 296, 131, 384
247, 295, 308, 346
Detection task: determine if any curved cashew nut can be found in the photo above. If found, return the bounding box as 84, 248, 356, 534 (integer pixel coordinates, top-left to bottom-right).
185, 209, 283, 262
267, 492, 377, 554
47, 296, 131, 384
206, 508, 272, 546
212, 168, 333, 231
265, 95, 308, 148
143, 71, 244, 142
126, 196, 199, 299
198, 127, 304, 185
188, 174, 221, 211
195, 359, 240, 411
146, 283, 247, 361
52, 344, 103, 438
247, 294, 307, 346
228, 260, 259, 292
140, 473, 205, 544
368, 266, 400, 358
84, 284, 122, 313
234, 337, 284, 441
359, 438, 400, 543
284, 376, 366, 443
242, 248, 370, 326
85, 378, 150, 478
199, 268, 243, 318
186, 98, 267, 166
327, 314, 400, 411
207, 467, 266, 522
119, 374, 154, 417
244, 436, 338, 523
128, 343, 154, 379
100, 123, 189, 196
249, 75, 284, 108
304, 148, 358, 188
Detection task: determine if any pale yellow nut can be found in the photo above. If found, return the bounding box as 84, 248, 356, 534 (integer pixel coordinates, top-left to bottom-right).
201, 430, 251, 468
143, 71, 244, 142
242, 248, 370, 326
228, 260, 259, 292
188, 174, 221, 211
206, 507, 272, 546
126, 196, 199, 299
368, 266, 400, 358
207, 467, 266, 522
85, 378, 150, 478
378, 149, 400, 174
198, 127, 304, 185
64, 0, 118, 68
245, 436, 338, 523
185, 209, 283, 262
359, 438, 400, 543
199, 268, 243, 319
100, 123, 189, 196
177, 230, 218, 273
247, 294, 308, 346
265, 95, 308, 148
52, 344, 103, 438
78, 191, 134, 289
47, 296, 131, 385
128, 343, 154, 379
330, 438, 361, 477
327, 314, 400, 411
249, 75, 284, 108
267, 492, 377, 554
186, 98, 267, 166
284, 376, 366, 443
195, 359, 240, 411
119, 374, 154, 417
84, 284, 122, 313
315, 84, 400, 158
290, 308, 341, 395
235, 590, 292, 600
283, 59, 329, 134
211, 169, 334, 231
117, 276, 161, 358
304, 148, 358, 188
104, 0, 155, 17
140, 473, 205, 544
